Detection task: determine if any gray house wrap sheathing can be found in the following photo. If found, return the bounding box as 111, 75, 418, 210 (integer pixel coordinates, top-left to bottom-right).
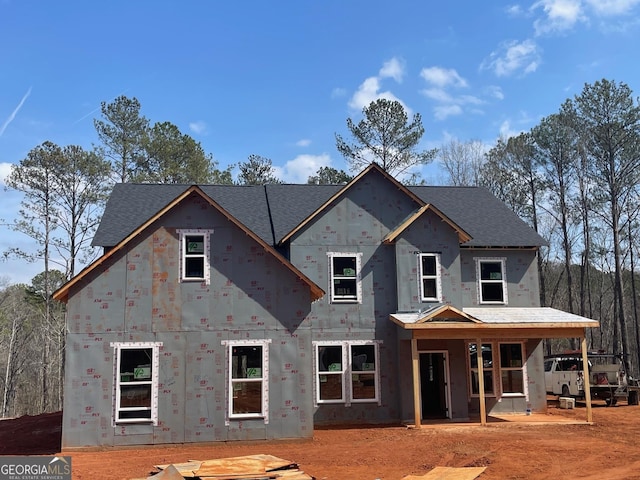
54, 163, 598, 448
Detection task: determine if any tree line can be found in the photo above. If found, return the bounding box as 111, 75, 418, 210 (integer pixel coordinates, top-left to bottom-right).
2, 79, 640, 417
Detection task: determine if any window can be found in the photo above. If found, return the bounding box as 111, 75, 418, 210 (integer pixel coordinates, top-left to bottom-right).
419, 253, 442, 302
328, 253, 362, 303
499, 343, 525, 395
468, 341, 527, 397
314, 341, 380, 405
223, 340, 271, 421
475, 257, 507, 304
350, 343, 378, 402
178, 229, 213, 284
316, 345, 345, 402
469, 343, 494, 396
111, 342, 162, 425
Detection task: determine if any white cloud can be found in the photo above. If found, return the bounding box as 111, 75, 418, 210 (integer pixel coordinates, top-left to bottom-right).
419, 68, 485, 121
379, 57, 406, 83
532, 0, 586, 35
481, 39, 541, 77
585, 0, 640, 16
420, 67, 468, 88
421, 88, 454, 103
485, 85, 505, 100
296, 139, 311, 147
0, 162, 13, 186
348, 76, 407, 112
275, 154, 332, 183
434, 104, 463, 120
458, 94, 484, 105
506, 4, 525, 15
347, 57, 409, 113
499, 119, 520, 139
189, 121, 207, 135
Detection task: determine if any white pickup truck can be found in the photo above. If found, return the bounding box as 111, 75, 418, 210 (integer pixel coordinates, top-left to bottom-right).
544, 352, 639, 406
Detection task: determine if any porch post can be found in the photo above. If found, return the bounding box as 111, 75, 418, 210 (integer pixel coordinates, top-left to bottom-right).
411, 337, 421, 428
476, 339, 487, 426
580, 334, 593, 423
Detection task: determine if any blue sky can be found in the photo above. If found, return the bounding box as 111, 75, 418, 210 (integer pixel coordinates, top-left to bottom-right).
1, 0, 640, 285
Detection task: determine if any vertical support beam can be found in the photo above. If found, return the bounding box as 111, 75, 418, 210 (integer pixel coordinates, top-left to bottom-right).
411, 337, 421, 428
476, 339, 487, 426
580, 334, 593, 423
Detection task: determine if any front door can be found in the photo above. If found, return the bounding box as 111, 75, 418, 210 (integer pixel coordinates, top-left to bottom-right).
419, 352, 449, 419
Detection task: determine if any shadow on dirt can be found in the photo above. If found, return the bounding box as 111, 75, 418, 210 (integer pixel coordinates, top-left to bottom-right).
0, 411, 62, 455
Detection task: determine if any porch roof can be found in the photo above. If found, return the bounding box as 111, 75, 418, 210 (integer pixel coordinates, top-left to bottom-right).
390, 306, 599, 339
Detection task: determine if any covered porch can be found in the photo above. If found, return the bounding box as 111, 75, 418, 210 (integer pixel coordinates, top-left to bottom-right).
390, 305, 600, 427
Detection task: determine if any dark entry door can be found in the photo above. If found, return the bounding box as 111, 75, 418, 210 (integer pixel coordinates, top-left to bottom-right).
419, 352, 448, 419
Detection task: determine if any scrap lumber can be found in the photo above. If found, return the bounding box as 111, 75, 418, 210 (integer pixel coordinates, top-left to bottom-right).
402, 466, 486, 480
151, 454, 314, 480
154, 460, 203, 478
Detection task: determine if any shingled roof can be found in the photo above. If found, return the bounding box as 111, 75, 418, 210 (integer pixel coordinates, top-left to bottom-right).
92, 181, 546, 249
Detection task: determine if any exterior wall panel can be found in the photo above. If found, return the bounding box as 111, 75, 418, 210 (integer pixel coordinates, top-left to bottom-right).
394, 209, 462, 311
459, 249, 541, 307
62, 195, 315, 448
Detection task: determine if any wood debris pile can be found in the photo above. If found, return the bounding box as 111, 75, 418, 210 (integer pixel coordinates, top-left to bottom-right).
143, 454, 314, 480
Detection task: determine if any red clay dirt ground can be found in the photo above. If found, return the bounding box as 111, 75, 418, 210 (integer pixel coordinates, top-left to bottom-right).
2, 400, 640, 480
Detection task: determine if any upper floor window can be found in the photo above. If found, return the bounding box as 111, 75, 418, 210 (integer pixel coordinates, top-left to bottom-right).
475, 257, 507, 304
314, 340, 381, 405
111, 342, 162, 425
223, 339, 271, 422
178, 229, 213, 284
419, 253, 442, 302
328, 253, 362, 303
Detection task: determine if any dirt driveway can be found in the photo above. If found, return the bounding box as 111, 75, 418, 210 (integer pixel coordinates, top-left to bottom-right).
2, 400, 640, 479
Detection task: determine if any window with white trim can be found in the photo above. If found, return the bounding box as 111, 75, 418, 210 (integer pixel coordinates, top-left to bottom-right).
314, 341, 380, 405
468, 341, 527, 397
419, 253, 442, 302
499, 343, 525, 395
328, 253, 362, 303
475, 257, 507, 304
178, 229, 213, 284
224, 339, 271, 421
111, 342, 162, 425
469, 342, 495, 396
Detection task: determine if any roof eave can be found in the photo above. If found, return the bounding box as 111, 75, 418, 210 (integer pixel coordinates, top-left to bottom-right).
54, 185, 326, 303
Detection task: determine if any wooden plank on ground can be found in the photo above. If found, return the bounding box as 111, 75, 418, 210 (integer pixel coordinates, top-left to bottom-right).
195, 454, 297, 478
154, 460, 203, 477
402, 466, 486, 480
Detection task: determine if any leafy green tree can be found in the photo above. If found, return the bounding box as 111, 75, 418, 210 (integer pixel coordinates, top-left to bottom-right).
307, 166, 352, 185
481, 133, 549, 311
94, 95, 149, 183
4, 141, 60, 273
211, 164, 235, 185
481, 134, 543, 225
142, 121, 217, 184
237, 155, 281, 185
335, 98, 437, 177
